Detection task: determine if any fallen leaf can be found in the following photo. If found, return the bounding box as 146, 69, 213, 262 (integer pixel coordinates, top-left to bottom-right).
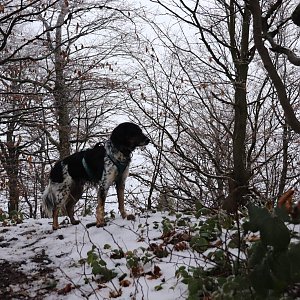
57, 283, 73, 295
174, 241, 189, 251
278, 189, 294, 213
109, 288, 122, 298
120, 279, 131, 287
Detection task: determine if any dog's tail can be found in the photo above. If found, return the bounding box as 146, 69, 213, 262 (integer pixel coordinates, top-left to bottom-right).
42, 182, 56, 217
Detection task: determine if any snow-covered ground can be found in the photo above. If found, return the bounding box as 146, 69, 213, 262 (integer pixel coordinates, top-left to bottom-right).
0, 212, 200, 300
2, 205, 300, 299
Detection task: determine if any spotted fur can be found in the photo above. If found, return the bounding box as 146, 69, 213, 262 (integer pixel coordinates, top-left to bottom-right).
42, 122, 150, 230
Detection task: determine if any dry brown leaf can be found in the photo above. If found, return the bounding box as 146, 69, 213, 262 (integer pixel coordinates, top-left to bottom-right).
120, 279, 131, 287
146, 265, 162, 280
278, 189, 294, 213
109, 289, 122, 298
246, 234, 261, 242
174, 241, 189, 251
57, 283, 73, 295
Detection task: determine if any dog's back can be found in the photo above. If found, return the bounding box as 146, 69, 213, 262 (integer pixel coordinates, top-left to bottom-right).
42, 144, 106, 218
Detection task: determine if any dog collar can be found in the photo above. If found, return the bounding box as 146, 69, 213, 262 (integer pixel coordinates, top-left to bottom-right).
106, 140, 131, 178
107, 154, 130, 175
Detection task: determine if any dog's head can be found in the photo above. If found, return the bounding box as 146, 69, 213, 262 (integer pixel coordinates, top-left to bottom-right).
110, 122, 150, 156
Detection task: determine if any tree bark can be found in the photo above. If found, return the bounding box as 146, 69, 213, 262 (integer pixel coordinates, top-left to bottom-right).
222, 4, 251, 212
53, 1, 71, 158
0, 122, 20, 214
248, 0, 300, 133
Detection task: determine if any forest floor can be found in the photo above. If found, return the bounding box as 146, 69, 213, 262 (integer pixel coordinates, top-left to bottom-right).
0, 253, 55, 299
0, 212, 194, 300
0, 224, 57, 299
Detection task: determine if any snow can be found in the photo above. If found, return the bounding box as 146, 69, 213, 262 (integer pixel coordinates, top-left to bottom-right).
0, 212, 195, 299
2, 206, 300, 299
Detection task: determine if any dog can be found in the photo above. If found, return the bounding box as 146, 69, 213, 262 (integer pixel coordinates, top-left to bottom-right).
42, 122, 150, 230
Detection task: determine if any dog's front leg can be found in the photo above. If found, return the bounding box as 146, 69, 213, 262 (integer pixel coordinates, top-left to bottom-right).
116, 181, 127, 219
96, 188, 108, 227
52, 207, 59, 230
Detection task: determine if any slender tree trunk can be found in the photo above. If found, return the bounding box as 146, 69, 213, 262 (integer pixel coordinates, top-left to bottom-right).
0, 121, 20, 214
222, 4, 251, 212
6, 150, 20, 213
248, 0, 300, 134
278, 123, 289, 198
54, 81, 71, 159
53, 1, 71, 158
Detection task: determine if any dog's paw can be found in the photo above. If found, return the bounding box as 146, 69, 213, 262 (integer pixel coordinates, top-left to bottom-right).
126, 214, 135, 221
96, 222, 106, 228
86, 221, 106, 228
86, 222, 96, 228
71, 220, 80, 225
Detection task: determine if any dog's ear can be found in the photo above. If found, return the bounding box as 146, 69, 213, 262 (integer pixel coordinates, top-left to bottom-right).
111, 122, 149, 153
89, 143, 106, 157
110, 130, 124, 148
292, 3, 300, 26
110, 123, 131, 148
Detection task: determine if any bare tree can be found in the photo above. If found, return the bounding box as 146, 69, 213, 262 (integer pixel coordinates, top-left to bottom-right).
247, 0, 300, 133
0, 0, 141, 215
125, 0, 300, 212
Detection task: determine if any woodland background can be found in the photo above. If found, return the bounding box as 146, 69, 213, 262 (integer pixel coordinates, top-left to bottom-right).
2, 1, 300, 299
1, 0, 300, 220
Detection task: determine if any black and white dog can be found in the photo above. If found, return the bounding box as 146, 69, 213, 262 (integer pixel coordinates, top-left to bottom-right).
42, 122, 150, 230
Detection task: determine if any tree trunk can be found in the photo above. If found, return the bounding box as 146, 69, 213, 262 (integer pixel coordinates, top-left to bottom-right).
278, 123, 289, 198
222, 4, 251, 212
7, 150, 20, 213
0, 121, 20, 214
248, 0, 300, 134
53, 2, 71, 159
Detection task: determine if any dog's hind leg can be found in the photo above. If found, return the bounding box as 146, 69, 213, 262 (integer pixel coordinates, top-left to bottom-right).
42, 183, 63, 230
65, 182, 83, 225
65, 197, 80, 225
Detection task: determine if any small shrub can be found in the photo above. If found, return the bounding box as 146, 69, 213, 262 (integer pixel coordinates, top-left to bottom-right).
86, 245, 117, 282
243, 204, 300, 297
0, 210, 23, 225
177, 204, 300, 299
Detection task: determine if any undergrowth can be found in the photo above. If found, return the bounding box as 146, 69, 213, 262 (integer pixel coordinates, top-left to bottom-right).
176, 204, 300, 299
0, 209, 23, 225
2, 203, 299, 299
76, 203, 300, 299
